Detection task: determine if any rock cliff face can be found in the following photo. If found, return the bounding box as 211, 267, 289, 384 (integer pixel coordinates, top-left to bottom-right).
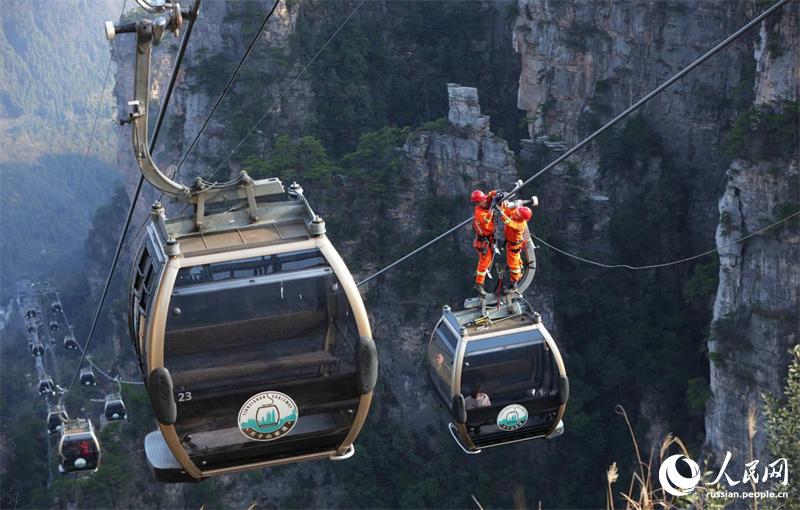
706, 4, 799, 472
360, 84, 520, 434
85, 0, 796, 506
512, 0, 799, 482
112, 0, 310, 192
371, 84, 518, 339
512, 0, 752, 245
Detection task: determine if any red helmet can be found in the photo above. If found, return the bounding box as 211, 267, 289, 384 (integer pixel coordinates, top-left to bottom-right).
470, 190, 487, 203
514, 206, 533, 221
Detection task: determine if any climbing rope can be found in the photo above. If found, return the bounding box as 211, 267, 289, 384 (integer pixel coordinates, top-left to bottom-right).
356, 0, 791, 287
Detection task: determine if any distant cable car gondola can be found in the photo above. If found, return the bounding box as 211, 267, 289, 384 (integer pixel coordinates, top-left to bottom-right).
79, 367, 96, 387
25, 309, 36, 319
27, 325, 36, 334
64, 334, 79, 350
427, 297, 568, 453
38, 378, 56, 396
30, 342, 45, 357
52, 301, 63, 312
49, 321, 59, 331
109, 1, 377, 482
104, 393, 127, 421
58, 419, 100, 474
47, 407, 69, 435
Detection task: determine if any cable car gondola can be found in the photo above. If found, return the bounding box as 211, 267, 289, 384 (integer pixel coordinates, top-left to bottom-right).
427, 296, 568, 453
38, 378, 56, 396
49, 321, 59, 331
25, 308, 36, 319
30, 342, 45, 357
110, 2, 377, 482
64, 334, 79, 350
58, 418, 100, 474
52, 301, 63, 313
47, 407, 69, 435
27, 324, 36, 334
104, 393, 127, 421
132, 184, 376, 482
79, 367, 96, 387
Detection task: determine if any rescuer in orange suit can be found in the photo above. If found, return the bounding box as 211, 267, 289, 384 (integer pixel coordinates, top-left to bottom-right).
471, 189, 498, 297
498, 202, 533, 292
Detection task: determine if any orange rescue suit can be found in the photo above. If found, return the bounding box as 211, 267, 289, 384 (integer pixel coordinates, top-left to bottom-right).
501, 205, 529, 282
472, 191, 497, 285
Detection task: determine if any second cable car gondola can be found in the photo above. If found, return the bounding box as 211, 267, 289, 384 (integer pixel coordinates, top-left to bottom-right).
64, 334, 79, 350
47, 407, 69, 435
104, 393, 127, 421
58, 418, 100, 474
38, 378, 56, 396
52, 301, 62, 312
427, 297, 568, 453
30, 342, 45, 357
49, 320, 59, 331
79, 367, 96, 387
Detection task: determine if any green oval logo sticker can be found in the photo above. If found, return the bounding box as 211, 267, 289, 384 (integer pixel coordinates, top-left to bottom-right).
238, 391, 298, 441
497, 404, 528, 431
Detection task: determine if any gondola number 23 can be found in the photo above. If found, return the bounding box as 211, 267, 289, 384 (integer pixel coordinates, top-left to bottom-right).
177, 391, 192, 402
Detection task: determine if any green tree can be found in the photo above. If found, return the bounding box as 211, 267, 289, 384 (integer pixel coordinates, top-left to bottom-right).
244, 134, 336, 189
343, 127, 409, 194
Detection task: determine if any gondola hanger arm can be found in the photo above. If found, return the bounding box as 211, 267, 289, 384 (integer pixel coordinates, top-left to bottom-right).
106, 1, 199, 198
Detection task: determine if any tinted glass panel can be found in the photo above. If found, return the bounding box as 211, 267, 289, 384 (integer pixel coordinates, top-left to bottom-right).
439, 314, 460, 350
459, 331, 561, 445
164, 250, 360, 468
61, 434, 99, 471
461, 335, 557, 406
428, 323, 455, 403
174, 249, 326, 288
465, 328, 543, 354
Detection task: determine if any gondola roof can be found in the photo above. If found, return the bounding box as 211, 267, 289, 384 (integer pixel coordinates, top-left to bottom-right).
442, 299, 542, 339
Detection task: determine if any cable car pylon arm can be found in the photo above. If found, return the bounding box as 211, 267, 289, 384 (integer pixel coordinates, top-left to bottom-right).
106, 1, 199, 197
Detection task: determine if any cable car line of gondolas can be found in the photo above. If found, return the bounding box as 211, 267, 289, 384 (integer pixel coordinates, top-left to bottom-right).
17, 282, 120, 476
55, 0, 791, 482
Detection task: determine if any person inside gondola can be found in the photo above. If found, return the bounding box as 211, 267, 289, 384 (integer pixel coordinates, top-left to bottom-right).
464, 385, 491, 410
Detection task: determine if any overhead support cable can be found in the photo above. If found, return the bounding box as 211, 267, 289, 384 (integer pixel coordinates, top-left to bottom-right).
85, 356, 145, 386
355, 0, 792, 287
173, 0, 282, 179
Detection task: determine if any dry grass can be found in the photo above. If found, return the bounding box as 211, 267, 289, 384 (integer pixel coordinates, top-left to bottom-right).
606, 405, 732, 510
